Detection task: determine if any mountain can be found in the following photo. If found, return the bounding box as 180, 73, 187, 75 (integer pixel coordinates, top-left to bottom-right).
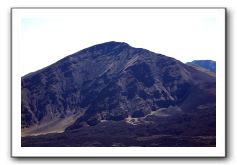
186, 60, 216, 73
21, 41, 216, 147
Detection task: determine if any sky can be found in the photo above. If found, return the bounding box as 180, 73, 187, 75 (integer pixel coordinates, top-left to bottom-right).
13, 9, 225, 76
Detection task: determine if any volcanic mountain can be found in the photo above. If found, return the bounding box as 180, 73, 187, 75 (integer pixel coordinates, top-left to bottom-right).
21, 41, 216, 147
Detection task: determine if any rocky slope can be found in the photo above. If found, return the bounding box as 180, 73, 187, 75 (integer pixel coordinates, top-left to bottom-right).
21, 41, 216, 146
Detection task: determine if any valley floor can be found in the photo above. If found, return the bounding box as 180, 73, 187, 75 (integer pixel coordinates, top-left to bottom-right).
22, 110, 216, 147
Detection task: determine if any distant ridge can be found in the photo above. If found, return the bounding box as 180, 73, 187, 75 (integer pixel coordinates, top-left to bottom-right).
186, 60, 216, 73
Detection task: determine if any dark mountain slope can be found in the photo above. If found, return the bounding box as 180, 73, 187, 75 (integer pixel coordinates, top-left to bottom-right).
21, 41, 216, 146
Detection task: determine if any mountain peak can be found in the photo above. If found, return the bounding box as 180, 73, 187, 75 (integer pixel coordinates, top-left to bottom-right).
79, 41, 131, 54
99, 41, 130, 47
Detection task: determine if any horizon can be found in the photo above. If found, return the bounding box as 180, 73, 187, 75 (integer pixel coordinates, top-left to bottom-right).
13, 9, 224, 76
21, 41, 217, 77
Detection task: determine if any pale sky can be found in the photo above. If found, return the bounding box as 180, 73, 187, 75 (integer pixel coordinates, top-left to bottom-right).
13, 9, 225, 76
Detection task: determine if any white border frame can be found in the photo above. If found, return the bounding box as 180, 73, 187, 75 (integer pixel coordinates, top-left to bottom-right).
11, 7, 226, 157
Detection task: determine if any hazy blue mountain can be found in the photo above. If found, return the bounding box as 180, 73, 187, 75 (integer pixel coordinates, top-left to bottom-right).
186, 60, 216, 73
21, 41, 216, 147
